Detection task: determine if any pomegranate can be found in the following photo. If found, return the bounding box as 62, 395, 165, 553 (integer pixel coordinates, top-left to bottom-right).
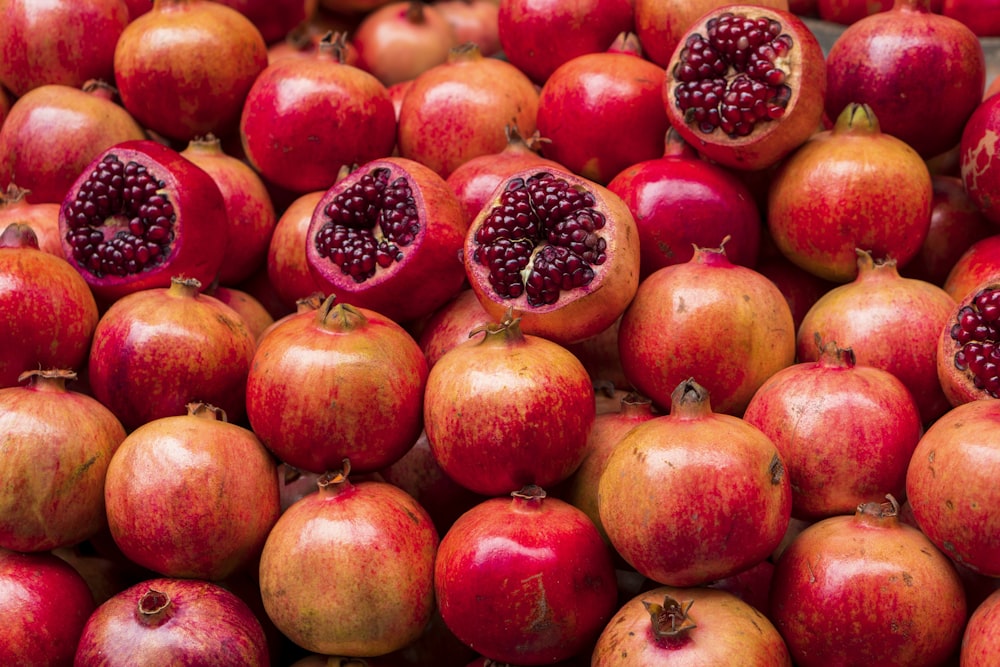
305, 157, 468, 324
434, 0, 502, 56
0, 81, 146, 206
944, 0, 1000, 36
74, 577, 270, 666
0, 369, 126, 553
87, 276, 257, 430
415, 287, 491, 368
770, 495, 967, 666
0, 223, 99, 389
496, 0, 634, 85
205, 284, 276, 340
662, 6, 827, 171
936, 279, 1000, 404
743, 338, 923, 519
0, 184, 62, 255
819, 0, 893, 23
617, 242, 796, 416
103, 403, 279, 580
246, 297, 429, 474
352, 1, 457, 87
598, 379, 791, 586
944, 234, 1000, 302
961, 91, 1000, 226
592, 586, 792, 665
422, 314, 595, 496
179, 135, 277, 286
0, 0, 129, 97
434, 485, 618, 664
215, 0, 320, 45
0, 548, 96, 665
258, 463, 439, 657
59, 139, 230, 304
267, 190, 325, 310
824, 0, 986, 159
607, 128, 763, 279
396, 42, 541, 179
797, 250, 956, 424
462, 166, 641, 345
754, 252, 836, 329
906, 398, 1000, 575
240, 33, 397, 194
961, 588, 1000, 665
113, 0, 269, 142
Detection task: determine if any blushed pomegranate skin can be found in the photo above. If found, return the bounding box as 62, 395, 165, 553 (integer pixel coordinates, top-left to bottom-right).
944, 234, 1000, 302
352, 1, 458, 87
962, 588, 1000, 665
0, 184, 63, 255
818, 0, 893, 24
266, 190, 324, 311
415, 287, 491, 369
215, 0, 319, 45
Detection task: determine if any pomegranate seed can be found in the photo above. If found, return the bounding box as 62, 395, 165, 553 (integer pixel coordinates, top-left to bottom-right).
951, 287, 1000, 397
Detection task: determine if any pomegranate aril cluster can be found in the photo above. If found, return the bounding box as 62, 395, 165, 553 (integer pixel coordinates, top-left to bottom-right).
313, 167, 421, 283
472, 171, 607, 307
62, 154, 174, 277
951, 287, 1000, 397
672, 12, 793, 137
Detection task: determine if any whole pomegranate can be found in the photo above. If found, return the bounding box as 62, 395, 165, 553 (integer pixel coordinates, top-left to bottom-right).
743, 338, 923, 519
617, 242, 796, 416
824, 0, 986, 159
767, 103, 933, 283
598, 379, 792, 586
0, 184, 63, 254
113, 0, 269, 141
0, 369, 126, 553
423, 314, 595, 496
74, 577, 270, 666
245, 297, 429, 474
592, 586, 792, 665
258, 463, 439, 657
59, 139, 230, 304
266, 190, 325, 310
0, 223, 99, 389
906, 399, 1000, 576
937, 280, 1000, 404
770, 495, 967, 666
304, 157, 469, 324
352, 1, 457, 86
462, 166, 641, 345
663, 5, 827, 171
607, 129, 763, 279
0, 81, 146, 205
434, 485, 619, 664
87, 276, 257, 430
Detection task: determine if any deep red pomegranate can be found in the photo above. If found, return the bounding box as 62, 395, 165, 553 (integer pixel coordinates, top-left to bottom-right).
180, 134, 277, 286
215, 0, 319, 45
435, 485, 618, 664
258, 463, 439, 656
415, 287, 491, 369
797, 250, 956, 424
305, 157, 469, 324
944, 0, 1000, 36
396, 42, 541, 179
961, 588, 1000, 665
592, 586, 792, 665
103, 403, 280, 580
607, 129, 763, 279
113, 0, 269, 142
598, 379, 792, 586
662, 5, 827, 171
906, 398, 1000, 576
768, 103, 933, 283
961, 92, 1000, 226
0, 369, 126, 553
936, 279, 1000, 404
422, 314, 595, 496
770, 496, 967, 666
497, 0, 634, 85
352, 1, 457, 86
74, 577, 270, 666
0, 0, 129, 97
824, 0, 985, 159
266, 190, 325, 310
754, 252, 836, 329
944, 234, 1000, 302
743, 338, 923, 519
0, 223, 99, 389
818, 0, 893, 23
87, 276, 257, 430
59, 139, 230, 304
0, 81, 146, 205
618, 242, 796, 416
240, 33, 397, 194
246, 297, 429, 474
462, 166, 640, 345
0, 548, 96, 666
0, 184, 62, 255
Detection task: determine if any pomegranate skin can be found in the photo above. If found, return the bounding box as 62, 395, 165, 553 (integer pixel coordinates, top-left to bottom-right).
0, 185, 63, 255
434, 486, 619, 665
944, 234, 1000, 302
961, 93, 1000, 226
961, 588, 1000, 665
266, 190, 324, 310
352, 1, 458, 87
770, 498, 967, 666
0, 548, 96, 666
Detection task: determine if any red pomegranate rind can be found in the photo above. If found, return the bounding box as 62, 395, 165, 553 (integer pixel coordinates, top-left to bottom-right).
664, 6, 826, 171
463, 167, 640, 345
938, 282, 1000, 404
59, 139, 228, 303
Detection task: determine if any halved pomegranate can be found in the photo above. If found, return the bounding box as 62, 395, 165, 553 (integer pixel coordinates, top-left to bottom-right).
937, 280, 1000, 405
663, 6, 827, 171
463, 166, 640, 345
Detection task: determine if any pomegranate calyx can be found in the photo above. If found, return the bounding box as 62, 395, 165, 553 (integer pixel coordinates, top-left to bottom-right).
692, 238, 733, 267
406, 1, 428, 24
857, 493, 901, 521
511, 484, 547, 508
186, 402, 228, 422
17, 368, 77, 390
0, 222, 40, 249
669, 378, 713, 418
318, 300, 370, 333
815, 334, 857, 369
168, 276, 202, 297
643, 595, 697, 643
0, 183, 30, 206
318, 459, 353, 492
448, 41, 483, 63
835, 103, 881, 135
469, 309, 526, 344
137, 588, 175, 627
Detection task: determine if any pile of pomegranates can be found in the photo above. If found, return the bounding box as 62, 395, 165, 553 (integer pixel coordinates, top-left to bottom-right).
3, 0, 1000, 664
